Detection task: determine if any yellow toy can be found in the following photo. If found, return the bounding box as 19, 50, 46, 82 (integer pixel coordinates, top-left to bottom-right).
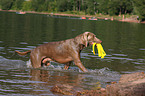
92, 43, 106, 58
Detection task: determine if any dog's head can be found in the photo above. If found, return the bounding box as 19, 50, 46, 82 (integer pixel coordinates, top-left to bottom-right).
82, 32, 102, 47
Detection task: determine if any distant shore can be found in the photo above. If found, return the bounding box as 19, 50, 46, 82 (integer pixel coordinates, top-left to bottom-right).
0, 9, 144, 24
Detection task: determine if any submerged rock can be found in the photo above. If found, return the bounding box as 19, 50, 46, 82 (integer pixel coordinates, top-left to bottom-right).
76, 88, 106, 96
50, 84, 74, 95
51, 84, 106, 96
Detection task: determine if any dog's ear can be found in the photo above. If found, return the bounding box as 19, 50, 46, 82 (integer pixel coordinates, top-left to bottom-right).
83, 32, 90, 47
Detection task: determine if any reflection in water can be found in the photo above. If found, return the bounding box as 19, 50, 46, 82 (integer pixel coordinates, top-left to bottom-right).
30, 69, 83, 86
28, 67, 120, 95
29, 69, 84, 95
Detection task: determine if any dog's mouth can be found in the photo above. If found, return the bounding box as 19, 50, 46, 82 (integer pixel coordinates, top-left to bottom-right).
89, 41, 102, 45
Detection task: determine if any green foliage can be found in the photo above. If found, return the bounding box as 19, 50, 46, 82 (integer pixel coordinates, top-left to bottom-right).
133, 0, 145, 21
48, 0, 57, 12
31, 0, 47, 11
22, 1, 32, 11
0, 0, 144, 21
11, 0, 24, 10
0, 0, 1, 9
98, 0, 133, 16
57, 0, 73, 12
0, 0, 13, 10
85, 0, 97, 15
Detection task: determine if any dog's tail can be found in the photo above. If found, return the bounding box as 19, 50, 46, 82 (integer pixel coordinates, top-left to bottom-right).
15, 50, 31, 56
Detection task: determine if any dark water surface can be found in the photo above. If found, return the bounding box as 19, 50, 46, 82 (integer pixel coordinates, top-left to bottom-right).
0, 11, 145, 95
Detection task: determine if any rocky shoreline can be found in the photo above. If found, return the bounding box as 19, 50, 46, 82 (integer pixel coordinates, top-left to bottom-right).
0, 9, 145, 24
51, 72, 145, 96
106, 72, 145, 96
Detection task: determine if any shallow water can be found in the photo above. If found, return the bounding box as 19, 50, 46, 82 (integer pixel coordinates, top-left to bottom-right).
0, 11, 145, 95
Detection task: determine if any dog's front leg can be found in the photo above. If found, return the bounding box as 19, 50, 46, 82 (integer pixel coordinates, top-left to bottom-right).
73, 55, 88, 72
75, 61, 88, 72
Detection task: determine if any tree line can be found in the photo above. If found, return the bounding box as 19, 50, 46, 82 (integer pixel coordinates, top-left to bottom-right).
0, 0, 145, 21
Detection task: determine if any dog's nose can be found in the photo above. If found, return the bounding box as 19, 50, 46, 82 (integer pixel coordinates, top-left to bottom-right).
100, 40, 102, 43
98, 40, 102, 44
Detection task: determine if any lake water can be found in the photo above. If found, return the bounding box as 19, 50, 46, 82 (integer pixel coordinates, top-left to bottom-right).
0, 11, 145, 95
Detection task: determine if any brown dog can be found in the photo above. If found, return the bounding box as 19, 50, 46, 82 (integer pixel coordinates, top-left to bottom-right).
16, 32, 102, 72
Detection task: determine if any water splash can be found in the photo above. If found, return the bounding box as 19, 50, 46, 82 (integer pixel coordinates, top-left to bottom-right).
0, 56, 26, 69
26, 59, 32, 68
26, 59, 119, 77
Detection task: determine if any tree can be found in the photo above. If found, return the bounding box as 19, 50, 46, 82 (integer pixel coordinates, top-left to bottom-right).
108, 0, 119, 15
31, 0, 48, 12
22, 1, 32, 11
133, 0, 145, 21
117, 0, 133, 15
0, 0, 14, 10
48, 0, 57, 12
98, 0, 110, 15
11, 0, 24, 10
86, 0, 99, 15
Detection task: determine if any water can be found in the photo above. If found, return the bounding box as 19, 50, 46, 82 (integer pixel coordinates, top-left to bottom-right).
0, 11, 145, 95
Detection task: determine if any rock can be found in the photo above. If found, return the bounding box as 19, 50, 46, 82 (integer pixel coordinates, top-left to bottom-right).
51, 84, 106, 96
119, 72, 145, 83
50, 84, 74, 95
76, 88, 106, 96
106, 72, 145, 96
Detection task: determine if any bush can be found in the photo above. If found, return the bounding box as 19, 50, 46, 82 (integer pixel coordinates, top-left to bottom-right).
22, 1, 32, 11
11, 0, 24, 10
0, 0, 13, 10
133, 0, 145, 21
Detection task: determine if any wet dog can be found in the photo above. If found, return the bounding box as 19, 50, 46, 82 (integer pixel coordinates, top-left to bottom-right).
16, 32, 102, 72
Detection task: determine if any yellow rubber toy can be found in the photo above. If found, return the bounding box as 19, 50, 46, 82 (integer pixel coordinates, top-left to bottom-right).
92, 43, 106, 58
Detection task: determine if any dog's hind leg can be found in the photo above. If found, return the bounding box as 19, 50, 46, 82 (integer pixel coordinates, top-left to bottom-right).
64, 61, 72, 70
30, 51, 42, 68
41, 57, 52, 67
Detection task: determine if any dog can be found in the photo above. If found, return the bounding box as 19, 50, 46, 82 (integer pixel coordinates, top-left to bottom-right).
16, 32, 102, 72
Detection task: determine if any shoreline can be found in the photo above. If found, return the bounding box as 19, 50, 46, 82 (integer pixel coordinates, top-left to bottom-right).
0, 9, 145, 24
